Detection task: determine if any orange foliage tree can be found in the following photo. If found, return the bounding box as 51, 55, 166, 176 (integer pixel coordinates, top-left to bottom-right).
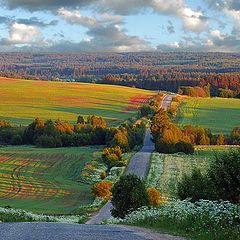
92, 181, 113, 200
147, 187, 161, 206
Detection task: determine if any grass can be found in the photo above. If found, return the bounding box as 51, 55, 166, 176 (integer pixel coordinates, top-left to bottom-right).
147, 146, 239, 198
178, 97, 240, 134
0, 77, 154, 126
0, 146, 103, 214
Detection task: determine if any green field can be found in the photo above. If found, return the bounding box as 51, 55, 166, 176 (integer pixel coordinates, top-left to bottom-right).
0, 77, 154, 125
0, 146, 103, 214
178, 97, 240, 134
147, 146, 239, 197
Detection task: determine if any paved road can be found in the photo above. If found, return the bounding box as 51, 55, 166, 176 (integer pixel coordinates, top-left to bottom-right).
86, 128, 154, 224
161, 94, 176, 110
0, 223, 147, 240
0, 222, 184, 240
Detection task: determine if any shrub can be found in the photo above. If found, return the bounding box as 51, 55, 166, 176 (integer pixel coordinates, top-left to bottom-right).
35, 135, 62, 148
209, 150, 240, 203
101, 171, 107, 180
11, 135, 22, 145
147, 187, 161, 206
178, 169, 213, 202
175, 141, 194, 154
92, 181, 113, 200
111, 174, 149, 219
102, 146, 123, 168
178, 150, 240, 203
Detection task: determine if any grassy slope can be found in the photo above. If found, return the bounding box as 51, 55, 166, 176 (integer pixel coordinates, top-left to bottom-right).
147, 146, 239, 198
0, 77, 154, 125
178, 97, 240, 134
0, 146, 102, 214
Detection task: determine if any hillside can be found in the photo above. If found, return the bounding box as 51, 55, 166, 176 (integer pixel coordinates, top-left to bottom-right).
178, 97, 240, 134
0, 77, 154, 125
0, 146, 102, 214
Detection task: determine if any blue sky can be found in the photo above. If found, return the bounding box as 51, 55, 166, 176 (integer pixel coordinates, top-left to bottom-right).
0, 0, 239, 52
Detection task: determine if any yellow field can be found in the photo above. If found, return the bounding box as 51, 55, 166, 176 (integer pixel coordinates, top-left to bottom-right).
0, 77, 154, 125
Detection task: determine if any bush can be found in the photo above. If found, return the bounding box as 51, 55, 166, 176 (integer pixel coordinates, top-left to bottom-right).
100, 171, 107, 180
178, 169, 213, 202
92, 181, 113, 200
147, 187, 161, 206
175, 141, 194, 154
111, 174, 149, 219
11, 135, 22, 145
209, 150, 240, 203
178, 150, 240, 203
35, 135, 62, 148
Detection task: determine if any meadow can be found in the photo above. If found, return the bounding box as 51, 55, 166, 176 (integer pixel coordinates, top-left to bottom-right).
178, 97, 240, 134
0, 77, 154, 125
0, 146, 103, 214
147, 146, 239, 198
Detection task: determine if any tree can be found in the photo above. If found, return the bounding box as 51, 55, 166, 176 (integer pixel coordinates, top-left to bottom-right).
92, 181, 113, 200
77, 115, 85, 124
209, 150, 240, 203
178, 169, 213, 202
111, 174, 149, 218
216, 133, 225, 145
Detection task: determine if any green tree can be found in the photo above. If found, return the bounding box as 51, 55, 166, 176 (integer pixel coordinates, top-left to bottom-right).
111, 174, 149, 218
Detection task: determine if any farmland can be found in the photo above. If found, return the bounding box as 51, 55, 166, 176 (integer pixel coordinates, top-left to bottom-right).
0, 77, 154, 126
0, 146, 103, 214
178, 97, 240, 134
147, 146, 239, 197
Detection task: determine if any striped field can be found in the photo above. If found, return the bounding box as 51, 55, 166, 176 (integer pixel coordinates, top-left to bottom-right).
0, 77, 154, 125
0, 146, 102, 214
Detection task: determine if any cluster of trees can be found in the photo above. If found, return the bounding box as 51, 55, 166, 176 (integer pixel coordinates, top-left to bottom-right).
102, 123, 146, 169
178, 150, 240, 203
139, 93, 165, 118
0, 115, 146, 151
178, 85, 210, 97
22, 116, 108, 148
151, 109, 194, 154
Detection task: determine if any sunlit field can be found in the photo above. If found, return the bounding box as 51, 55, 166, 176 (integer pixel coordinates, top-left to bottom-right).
0, 77, 154, 125
178, 97, 240, 134
147, 146, 239, 197
0, 146, 102, 214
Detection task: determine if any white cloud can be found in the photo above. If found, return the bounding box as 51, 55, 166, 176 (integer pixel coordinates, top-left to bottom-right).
179, 7, 208, 32
210, 30, 224, 40
1, 22, 42, 45
57, 8, 152, 52
58, 8, 98, 27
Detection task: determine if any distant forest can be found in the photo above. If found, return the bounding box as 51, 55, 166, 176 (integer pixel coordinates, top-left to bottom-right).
0, 52, 240, 97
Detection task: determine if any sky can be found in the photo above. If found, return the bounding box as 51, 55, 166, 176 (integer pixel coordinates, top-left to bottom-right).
0, 0, 239, 52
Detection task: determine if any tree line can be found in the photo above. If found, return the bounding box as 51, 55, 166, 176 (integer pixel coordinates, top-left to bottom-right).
0, 116, 146, 153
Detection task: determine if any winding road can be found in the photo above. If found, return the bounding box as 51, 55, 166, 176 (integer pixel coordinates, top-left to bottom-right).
86, 94, 175, 224
0, 94, 179, 240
